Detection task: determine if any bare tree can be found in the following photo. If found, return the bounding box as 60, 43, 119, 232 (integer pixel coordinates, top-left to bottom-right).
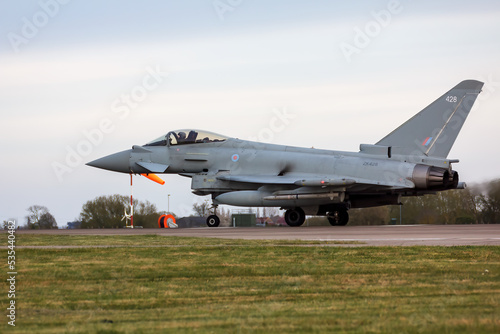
218, 206, 232, 227
192, 199, 211, 217
478, 179, 500, 224
25, 205, 57, 229
3, 219, 17, 230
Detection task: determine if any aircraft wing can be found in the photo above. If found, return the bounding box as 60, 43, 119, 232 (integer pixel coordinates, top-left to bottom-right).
216, 174, 413, 189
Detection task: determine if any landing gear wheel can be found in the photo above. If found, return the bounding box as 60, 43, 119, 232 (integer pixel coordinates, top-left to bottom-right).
206, 215, 220, 227
284, 208, 306, 227
327, 209, 349, 226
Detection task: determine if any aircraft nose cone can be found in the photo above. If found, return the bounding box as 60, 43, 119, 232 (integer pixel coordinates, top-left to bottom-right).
86, 149, 131, 173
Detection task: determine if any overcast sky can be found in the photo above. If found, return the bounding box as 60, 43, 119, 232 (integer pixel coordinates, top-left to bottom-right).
1, 0, 500, 226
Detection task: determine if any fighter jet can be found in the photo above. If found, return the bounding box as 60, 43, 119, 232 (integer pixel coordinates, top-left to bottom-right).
87, 80, 483, 227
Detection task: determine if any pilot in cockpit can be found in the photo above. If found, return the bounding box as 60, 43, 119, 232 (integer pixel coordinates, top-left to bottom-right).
177, 131, 186, 144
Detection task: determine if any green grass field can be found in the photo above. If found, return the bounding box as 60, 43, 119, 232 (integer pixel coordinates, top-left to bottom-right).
1, 234, 499, 333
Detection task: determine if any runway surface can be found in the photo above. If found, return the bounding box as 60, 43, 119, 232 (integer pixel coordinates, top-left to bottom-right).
13, 224, 500, 246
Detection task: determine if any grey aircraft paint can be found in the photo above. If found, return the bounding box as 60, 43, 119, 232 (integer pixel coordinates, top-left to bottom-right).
87, 80, 484, 227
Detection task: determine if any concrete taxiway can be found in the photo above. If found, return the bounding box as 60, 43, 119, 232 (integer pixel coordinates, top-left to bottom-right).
12, 224, 500, 246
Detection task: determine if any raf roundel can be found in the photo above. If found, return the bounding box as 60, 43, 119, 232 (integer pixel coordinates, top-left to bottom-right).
231, 154, 239, 162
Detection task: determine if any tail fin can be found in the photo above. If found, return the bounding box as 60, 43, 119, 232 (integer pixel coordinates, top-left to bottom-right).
376, 80, 483, 158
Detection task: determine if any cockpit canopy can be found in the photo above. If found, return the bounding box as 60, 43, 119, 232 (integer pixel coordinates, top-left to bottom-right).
145, 129, 228, 147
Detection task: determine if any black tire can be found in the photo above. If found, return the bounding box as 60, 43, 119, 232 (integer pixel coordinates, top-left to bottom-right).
206, 215, 220, 227
327, 209, 349, 226
284, 208, 305, 227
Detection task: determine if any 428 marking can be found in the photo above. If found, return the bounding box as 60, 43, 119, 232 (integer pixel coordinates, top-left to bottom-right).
445, 95, 457, 103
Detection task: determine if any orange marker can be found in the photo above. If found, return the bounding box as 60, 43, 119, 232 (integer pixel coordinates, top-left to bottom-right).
141, 173, 165, 185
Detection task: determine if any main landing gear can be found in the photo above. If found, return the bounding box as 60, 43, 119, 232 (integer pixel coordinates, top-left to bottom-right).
284, 208, 306, 227
327, 208, 349, 226
206, 204, 349, 227
283, 207, 349, 227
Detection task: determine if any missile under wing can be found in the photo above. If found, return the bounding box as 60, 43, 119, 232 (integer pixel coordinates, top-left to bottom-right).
87, 80, 484, 227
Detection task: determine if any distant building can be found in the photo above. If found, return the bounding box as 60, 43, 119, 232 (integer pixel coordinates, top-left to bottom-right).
66, 221, 81, 229
231, 213, 256, 227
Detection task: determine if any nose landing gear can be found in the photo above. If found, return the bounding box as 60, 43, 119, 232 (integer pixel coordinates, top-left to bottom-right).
206, 215, 220, 227
206, 204, 220, 227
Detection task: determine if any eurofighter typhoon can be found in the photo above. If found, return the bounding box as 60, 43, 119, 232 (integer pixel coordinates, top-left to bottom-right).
87, 80, 483, 227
